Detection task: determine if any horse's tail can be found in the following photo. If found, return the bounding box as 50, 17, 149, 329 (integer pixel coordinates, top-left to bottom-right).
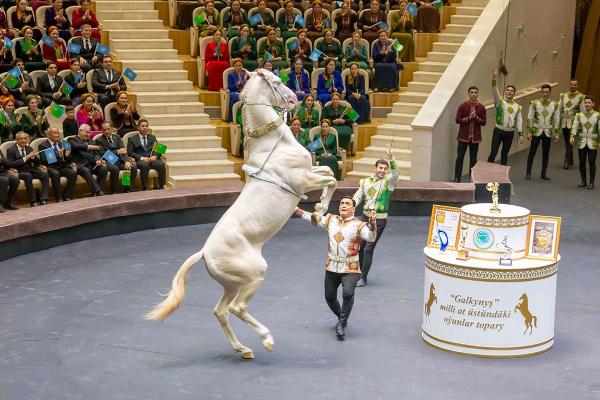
145, 248, 206, 321
532, 315, 537, 327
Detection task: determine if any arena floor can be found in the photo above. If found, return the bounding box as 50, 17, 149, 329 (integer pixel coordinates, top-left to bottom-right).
1, 146, 599, 400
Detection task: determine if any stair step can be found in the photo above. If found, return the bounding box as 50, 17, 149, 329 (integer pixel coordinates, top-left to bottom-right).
138, 102, 202, 114
168, 159, 235, 175
386, 112, 417, 125
109, 39, 174, 50
427, 51, 455, 63
134, 91, 199, 102
108, 29, 169, 39
129, 80, 194, 92
169, 172, 241, 188
396, 91, 429, 104
443, 24, 473, 35
101, 19, 164, 29
450, 14, 479, 26
377, 124, 413, 137
455, 6, 485, 16
437, 33, 467, 43
391, 102, 423, 114
351, 158, 411, 174
95, 1, 156, 10
132, 70, 189, 81
407, 81, 437, 92
119, 59, 183, 70
97, 10, 159, 20
113, 49, 178, 60
412, 71, 443, 83
158, 136, 222, 149
432, 42, 461, 53
419, 61, 449, 73
460, 0, 488, 6
364, 146, 412, 161
347, 170, 410, 181
167, 148, 227, 161
144, 113, 210, 125
150, 125, 217, 137
370, 135, 412, 149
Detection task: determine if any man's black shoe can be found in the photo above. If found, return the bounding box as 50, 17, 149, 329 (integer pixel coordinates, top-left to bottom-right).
335, 321, 345, 341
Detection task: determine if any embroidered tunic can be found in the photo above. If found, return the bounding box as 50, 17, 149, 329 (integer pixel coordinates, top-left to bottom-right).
492, 79, 523, 136
558, 90, 585, 129
570, 111, 600, 150
353, 160, 399, 219
527, 99, 560, 138
301, 212, 376, 273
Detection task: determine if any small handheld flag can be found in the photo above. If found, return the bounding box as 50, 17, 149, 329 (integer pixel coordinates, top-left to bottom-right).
194, 12, 207, 26
62, 140, 72, 151
60, 82, 73, 96
264, 51, 273, 61
121, 170, 131, 186
236, 110, 243, 125
41, 35, 55, 47
307, 138, 323, 152
293, 15, 305, 28
67, 42, 81, 55
406, 3, 417, 16
377, 21, 388, 29
21, 39, 33, 53
287, 39, 299, 51
8, 66, 21, 78
0, 111, 6, 125
152, 141, 168, 155
102, 150, 119, 165
432, 0, 443, 10
4, 74, 19, 89
43, 148, 57, 164
74, 72, 81, 84
346, 107, 360, 122
95, 43, 110, 55
49, 103, 65, 118
249, 13, 262, 26
279, 71, 289, 84
3, 37, 12, 50
391, 40, 404, 53
122, 67, 137, 81
323, 17, 330, 28
308, 48, 322, 62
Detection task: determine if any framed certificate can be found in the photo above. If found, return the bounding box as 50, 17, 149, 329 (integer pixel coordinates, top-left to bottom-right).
427, 205, 461, 250
526, 215, 561, 261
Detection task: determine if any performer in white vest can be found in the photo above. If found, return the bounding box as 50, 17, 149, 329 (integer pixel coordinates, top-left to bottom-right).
570, 96, 599, 189
558, 79, 585, 169
295, 197, 376, 341
525, 84, 560, 181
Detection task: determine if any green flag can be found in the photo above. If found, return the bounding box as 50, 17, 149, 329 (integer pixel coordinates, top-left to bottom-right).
194, 13, 206, 26
279, 71, 289, 84
152, 141, 168, 155
0, 111, 6, 126
392, 40, 404, 53
5, 74, 19, 89
325, 77, 333, 88
22, 39, 33, 53
236, 110, 243, 125
60, 82, 73, 96
49, 103, 65, 118
121, 170, 131, 186
346, 107, 359, 122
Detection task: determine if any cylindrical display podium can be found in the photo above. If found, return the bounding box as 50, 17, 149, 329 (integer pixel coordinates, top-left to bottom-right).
422, 203, 560, 358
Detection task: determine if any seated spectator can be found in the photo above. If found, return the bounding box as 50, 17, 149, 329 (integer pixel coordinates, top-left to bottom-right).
344, 31, 369, 70
294, 94, 320, 131
0, 30, 13, 72
287, 57, 310, 101
322, 91, 353, 149
358, 0, 386, 43
64, 58, 88, 105
338, 0, 359, 13
317, 29, 342, 70
70, 24, 100, 73
290, 116, 310, 147
77, 93, 104, 134
0, 13, 15, 40
287, 29, 312, 73
62, 105, 78, 136
224, 0, 247, 39
38, 63, 71, 107
344, 62, 370, 123
194, 1, 219, 39
262, 60, 273, 71
42, 26, 70, 71
250, 0, 276, 40
68, 123, 106, 196
110, 91, 140, 137
96, 121, 137, 194
205, 29, 230, 91
38, 126, 77, 201
306, 1, 328, 43
6, 131, 50, 206
310, 119, 340, 180
6, 59, 38, 108
334, 2, 357, 43
415, 0, 441, 33
15, 26, 46, 72
45, 0, 72, 42
230, 24, 258, 71
258, 28, 287, 71
372, 29, 402, 92
389, 0, 416, 61
290, 0, 308, 13
227, 59, 249, 122
316, 58, 343, 103
21, 95, 50, 139
0, 147, 19, 212
92, 55, 127, 108
71, 0, 101, 40
12, 0, 43, 41
0, 98, 23, 143
127, 119, 166, 190
278, 1, 299, 42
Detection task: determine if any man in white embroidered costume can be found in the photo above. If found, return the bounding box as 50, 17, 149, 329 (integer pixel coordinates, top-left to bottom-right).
570, 95, 599, 189
558, 79, 585, 169
352, 144, 399, 287
525, 83, 560, 181
295, 197, 377, 341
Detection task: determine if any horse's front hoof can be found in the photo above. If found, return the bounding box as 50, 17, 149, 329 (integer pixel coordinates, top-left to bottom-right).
262, 336, 274, 351
310, 213, 321, 226
241, 350, 255, 360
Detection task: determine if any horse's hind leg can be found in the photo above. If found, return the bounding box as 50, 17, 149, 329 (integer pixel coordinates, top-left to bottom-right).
214, 284, 254, 359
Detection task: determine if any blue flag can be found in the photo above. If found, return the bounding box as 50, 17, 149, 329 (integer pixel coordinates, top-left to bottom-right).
294, 15, 304, 27
62, 140, 72, 151
287, 38, 299, 51
323, 17, 330, 28
43, 148, 57, 164
406, 3, 417, 16
123, 67, 137, 81
3, 37, 12, 50
74, 72, 81, 84
8, 66, 21, 78
67, 42, 81, 55
248, 13, 262, 26
307, 138, 323, 152
102, 150, 119, 165
41, 35, 55, 47
264, 51, 273, 61
377, 21, 389, 29
95, 43, 110, 55
308, 48, 322, 62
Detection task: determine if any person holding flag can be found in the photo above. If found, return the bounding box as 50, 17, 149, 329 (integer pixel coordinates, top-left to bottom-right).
227, 59, 250, 122
230, 25, 258, 71
92, 55, 127, 108
287, 29, 313, 72
68, 124, 107, 197
309, 119, 341, 180
372, 30, 402, 92
20, 95, 50, 139
0, 98, 23, 143
205, 29, 230, 91
344, 31, 369, 70
7, 59, 37, 107
15, 27, 46, 72
258, 28, 287, 70
389, 0, 416, 62
0, 146, 20, 212
333, 1, 357, 42
223, 0, 248, 39
293, 94, 320, 131
127, 119, 167, 190
38, 63, 71, 107
0, 31, 14, 71
96, 121, 138, 194
306, 1, 328, 42
345, 62, 370, 124
322, 92, 354, 151
44, 0, 72, 42
358, 0, 386, 43
287, 57, 310, 101
41, 27, 70, 71
249, 0, 276, 39
11, 0, 43, 41
71, 0, 101, 40
38, 127, 77, 202
70, 24, 100, 73
278, 1, 300, 41
316, 58, 343, 103
194, 1, 220, 39
316, 29, 343, 70
289, 116, 311, 147
64, 58, 88, 104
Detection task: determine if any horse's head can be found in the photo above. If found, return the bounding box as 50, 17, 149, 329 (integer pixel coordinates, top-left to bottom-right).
240, 68, 298, 112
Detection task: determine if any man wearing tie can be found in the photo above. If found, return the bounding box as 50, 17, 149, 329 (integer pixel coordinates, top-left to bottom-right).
6, 132, 50, 207
37, 63, 71, 107
92, 55, 126, 109
7, 59, 37, 107
127, 119, 167, 190
0, 149, 20, 212
68, 124, 107, 196
96, 121, 137, 193
70, 24, 100, 73
38, 127, 78, 201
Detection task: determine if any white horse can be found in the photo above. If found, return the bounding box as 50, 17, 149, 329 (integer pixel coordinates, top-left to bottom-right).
146, 69, 338, 359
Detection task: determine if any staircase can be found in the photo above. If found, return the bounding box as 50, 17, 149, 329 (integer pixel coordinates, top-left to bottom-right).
348, 0, 488, 181
94, 0, 241, 188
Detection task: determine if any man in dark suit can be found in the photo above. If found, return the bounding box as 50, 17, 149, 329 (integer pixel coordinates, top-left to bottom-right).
0, 149, 20, 212
70, 24, 100, 73
6, 59, 37, 108
68, 124, 107, 196
38, 127, 78, 201
92, 55, 127, 109
127, 119, 167, 190
37, 63, 72, 107
96, 121, 137, 193
6, 132, 49, 207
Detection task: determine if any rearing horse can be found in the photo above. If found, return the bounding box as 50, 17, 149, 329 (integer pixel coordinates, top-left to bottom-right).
515, 293, 537, 335
424, 283, 437, 321
145, 69, 337, 359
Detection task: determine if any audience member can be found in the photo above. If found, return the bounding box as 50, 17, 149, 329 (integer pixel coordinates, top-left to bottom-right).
262, 60, 273, 71
316, 58, 343, 103
306, 1, 328, 42
250, 0, 276, 40
230, 25, 258, 71
224, 0, 247, 39
70, 24, 100, 73
372, 30, 401, 92
290, 116, 310, 146
294, 94, 319, 131
278, 1, 299, 41
71, 0, 101, 40
322, 92, 353, 150
389, 0, 416, 62
77, 93, 104, 135
227, 59, 249, 122
15, 26, 46, 72
195, 1, 219, 39
310, 118, 340, 179
344, 62, 370, 123
91, 56, 126, 108
288, 29, 312, 72
0, 30, 13, 72
62, 105, 78, 136
41, 26, 70, 71
334, 2, 357, 43
96, 121, 137, 193
21, 95, 50, 139
344, 31, 369, 70
5, 131, 49, 206
453, 86, 486, 183
45, 0, 72, 42
415, 0, 440, 33
316, 29, 342, 70
68, 123, 106, 196
37, 63, 71, 107
358, 0, 386, 43
8, 59, 37, 108
205, 29, 230, 91
110, 91, 140, 137
0, 147, 19, 212
287, 57, 310, 101
64, 58, 87, 105
38, 127, 77, 201
0, 11, 15, 40
127, 119, 166, 190
258, 28, 286, 70
0, 98, 23, 142
12, 0, 43, 41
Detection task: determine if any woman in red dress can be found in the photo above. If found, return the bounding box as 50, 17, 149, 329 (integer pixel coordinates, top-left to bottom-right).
77, 93, 105, 137
205, 29, 230, 91
41, 26, 70, 71
71, 0, 101, 40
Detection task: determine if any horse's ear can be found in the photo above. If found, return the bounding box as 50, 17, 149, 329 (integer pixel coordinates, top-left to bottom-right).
256, 68, 269, 78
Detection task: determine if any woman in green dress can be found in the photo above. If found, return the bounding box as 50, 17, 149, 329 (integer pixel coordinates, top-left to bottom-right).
0, 98, 23, 143
322, 92, 353, 150
20, 95, 49, 139
344, 31, 369, 70
316, 29, 342, 70
294, 94, 320, 131
249, 0, 276, 39
223, 0, 247, 39
230, 24, 258, 70
287, 29, 313, 73
194, 1, 220, 39
15, 26, 47, 72
290, 116, 310, 147
310, 119, 340, 180
278, 1, 300, 42
258, 28, 287, 71
389, 0, 415, 62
